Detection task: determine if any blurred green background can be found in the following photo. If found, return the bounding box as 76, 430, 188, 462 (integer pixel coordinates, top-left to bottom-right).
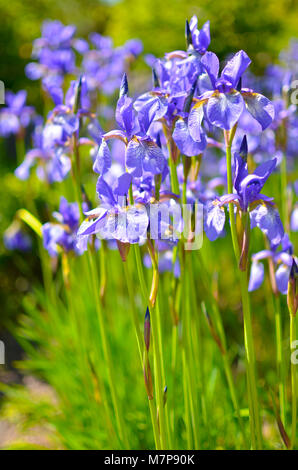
1, 0, 298, 330
1, 0, 298, 95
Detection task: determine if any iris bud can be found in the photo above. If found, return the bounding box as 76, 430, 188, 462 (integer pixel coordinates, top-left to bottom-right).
152, 68, 160, 88
144, 307, 151, 351
185, 20, 192, 49
287, 258, 298, 316
119, 73, 129, 98
116, 240, 130, 262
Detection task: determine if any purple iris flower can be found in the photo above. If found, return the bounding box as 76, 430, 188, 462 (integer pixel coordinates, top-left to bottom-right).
248, 234, 295, 294
42, 197, 81, 257
97, 74, 166, 177
77, 173, 149, 247
205, 136, 284, 245
0, 90, 34, 137
15, 77, 92, 183
189, 50, 274, 131
25, 20, 77, 85
172, 81, 207, 156
82, 35, 142, 95
4, 224, 32, 251
15, 119, 71, 183
187, 16, 210, 55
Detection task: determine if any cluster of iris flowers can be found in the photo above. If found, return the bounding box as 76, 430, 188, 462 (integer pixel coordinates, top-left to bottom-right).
2, 18, 298, 450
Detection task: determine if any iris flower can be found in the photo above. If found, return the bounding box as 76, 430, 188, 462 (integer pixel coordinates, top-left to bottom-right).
205, 136, 284, 246
0, 90, 34, 137
189, 50, 275, 131
248, 234, 295, 294
77, 173, 149, 247
97, 74, 166, 177
42, 197, 81, 257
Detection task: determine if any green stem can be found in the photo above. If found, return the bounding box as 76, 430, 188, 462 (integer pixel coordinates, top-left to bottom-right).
88, 251, 128, 448
240, 270, 262, 449
163, 124, 180, 196
274, 295, 286, 427
197, 254, 247, 447
224, 129, 262, 449
123, 259, 160, 449
225, 133, 240, 260
133, 244, 168, 449
290, 313, 297, 449
151, 301, 168, 449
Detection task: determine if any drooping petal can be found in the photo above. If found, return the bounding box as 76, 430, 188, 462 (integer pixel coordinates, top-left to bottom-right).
77, 208, 108, 236
242, 92, 275, 130
275, 264, 291, 295
141, 139, 166, 175
204, 202, 226, 241
173, 117, 206, 157
206, 91, 245, 130
222, 50, 251, 88
113, 172, 132, 196
125, 137, 144, 177
188, 100, 206, 141
250, 204, 284, 246
93, 140, 111, 175
248, 261, 264, 291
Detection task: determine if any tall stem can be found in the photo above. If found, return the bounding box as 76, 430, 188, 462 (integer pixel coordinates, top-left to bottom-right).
123, 259, 160, 449
290, 313, 297, 449
224, 129, 262, 449
274, 295, 286, 426
88, 251, 128, 448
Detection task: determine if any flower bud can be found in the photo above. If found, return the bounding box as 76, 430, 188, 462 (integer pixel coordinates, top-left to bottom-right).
119, 73, 129, 98
143, 359, 153, 400
239, 135, 248, 162
287, 258, 298, 316
116, 240, 130, 262
73, 75, 83, 114
144, 307, 151, 351
163, 385, 168, 407
152, 67, 160, 89
185, 20, 192, 49
183, 79, 197, 114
